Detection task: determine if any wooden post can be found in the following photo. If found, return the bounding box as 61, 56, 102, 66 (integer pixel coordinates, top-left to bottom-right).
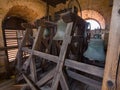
102, 0, 120, 89
16, 28, 32, 70
30, 26, 44, 82
51, 22, 73, 90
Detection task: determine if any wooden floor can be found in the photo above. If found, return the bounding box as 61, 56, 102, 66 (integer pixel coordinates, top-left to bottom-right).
1, 85, 22, 90
0, 79, 22, 90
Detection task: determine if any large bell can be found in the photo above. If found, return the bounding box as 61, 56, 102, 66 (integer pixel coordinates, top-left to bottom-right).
83, 39, 105, 61
53, 19, 67, 40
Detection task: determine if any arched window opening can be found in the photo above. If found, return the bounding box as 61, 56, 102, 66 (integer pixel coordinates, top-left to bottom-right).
2, 16, 27, 62
86, 19, 101, 30
79, 10, 105, 29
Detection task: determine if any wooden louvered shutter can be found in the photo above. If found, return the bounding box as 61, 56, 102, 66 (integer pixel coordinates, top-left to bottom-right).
5, 29, 18, 62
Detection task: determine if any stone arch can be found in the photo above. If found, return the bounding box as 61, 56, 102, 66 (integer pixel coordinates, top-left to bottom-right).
0, 0, 51, 46
1, 0, 48, 22
78, 10, 105, 29
4, 5, 39, 22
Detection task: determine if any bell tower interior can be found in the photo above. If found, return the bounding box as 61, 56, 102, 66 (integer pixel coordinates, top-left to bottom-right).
0, 0, 120, 90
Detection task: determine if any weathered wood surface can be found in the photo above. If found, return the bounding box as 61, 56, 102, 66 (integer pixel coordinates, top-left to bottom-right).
22, 47, 58, 63
36, 68, 55, 87
60, 71, 69, 90
65, 59, 104, 78
16, 27, 32, 70
67, 70, 102, 90
51, 22, 73, 90
117, 55, 120, 90
35, 19, 56, 28
24, 26, 45, 83
22, 47, 104, 78
102, 0, 120, 90
22, 73, 39, 90
30, 26, 44, 82
18, 12, 104, 90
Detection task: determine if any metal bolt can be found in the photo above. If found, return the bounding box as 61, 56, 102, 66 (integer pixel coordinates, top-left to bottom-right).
107, 80, 114, 88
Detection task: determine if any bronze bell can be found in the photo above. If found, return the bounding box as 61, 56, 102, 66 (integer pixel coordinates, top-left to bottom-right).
53, 19, 67, 40
43, 28, 50, 38
83, 38, 105, 61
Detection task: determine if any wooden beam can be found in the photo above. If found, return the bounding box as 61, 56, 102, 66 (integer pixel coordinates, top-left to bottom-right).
0, 79, 15, 90
22, 73, 40, 90
21, 23, 35, 29
36, 68, 55, 87
22, 47, 104, 78
60, 71, 69, 90
65, 59, 104, 78
22, 47, 58, 63
0, 46, 19, 51
29, 26, 45, 82
30, 56, 37, 82
16, 28, 32, 69
67, 70, 102, 90
102, 0, 120, 89
51, 22, 73, 90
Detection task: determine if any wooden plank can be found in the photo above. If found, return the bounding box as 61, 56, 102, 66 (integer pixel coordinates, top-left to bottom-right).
33, 27, 44, 50
22, 47, 104, 77
22, 23, 35, 29
22, 47, 58, 63
51, 22, 73, 90
16, 28, 32, 69
22, 73, 39, 90
36, 68, 55, 87
0, 79, 15, 90
0, 46, 18, 51
65, 59, 104, 78
30, 56, 38, 82
117, 54, 120, 90
67, 70, 102, 90
44, 21, 57, 27
102, 0, 120, 90
29, 26, 44, 82
60, 71, 69, 90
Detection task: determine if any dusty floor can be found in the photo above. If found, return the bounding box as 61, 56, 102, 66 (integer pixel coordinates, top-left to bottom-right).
0, 79, 22, 90
1, 85, 22, 90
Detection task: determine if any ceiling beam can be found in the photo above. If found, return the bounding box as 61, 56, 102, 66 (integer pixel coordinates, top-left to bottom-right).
42, 0, 67, 7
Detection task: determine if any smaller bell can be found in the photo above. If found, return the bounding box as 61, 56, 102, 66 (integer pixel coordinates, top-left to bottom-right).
83, 39, 105, 61
43, 28, 50, 39
53, 19, 67, 40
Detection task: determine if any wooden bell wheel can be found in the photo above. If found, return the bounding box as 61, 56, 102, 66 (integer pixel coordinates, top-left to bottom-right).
16, 11, 103, 90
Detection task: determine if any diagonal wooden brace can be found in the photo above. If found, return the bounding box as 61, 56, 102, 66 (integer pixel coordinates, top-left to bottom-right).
36, 68, 55, 87
51, 22, 73, 90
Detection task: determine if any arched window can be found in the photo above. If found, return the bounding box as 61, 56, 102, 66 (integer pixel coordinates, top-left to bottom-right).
78, 10, 105, 29
2, 16, 27, 62
86, 19, 101, 30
